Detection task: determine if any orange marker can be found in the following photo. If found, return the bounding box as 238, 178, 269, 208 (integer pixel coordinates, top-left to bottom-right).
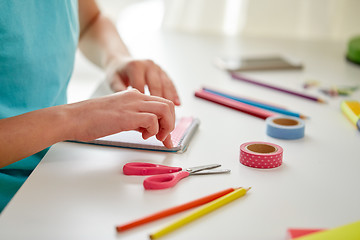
116, 187, 238, 232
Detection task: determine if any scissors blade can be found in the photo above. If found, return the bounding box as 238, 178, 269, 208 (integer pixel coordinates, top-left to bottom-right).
186, 164, 221, 173
190, 169, 231, 175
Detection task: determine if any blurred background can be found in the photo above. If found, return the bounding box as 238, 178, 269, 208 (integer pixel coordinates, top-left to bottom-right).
97, 0, 360, 42
69, 0, 360, 103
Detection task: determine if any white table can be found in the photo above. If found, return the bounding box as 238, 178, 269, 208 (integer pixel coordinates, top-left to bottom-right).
1, 30, 360, 240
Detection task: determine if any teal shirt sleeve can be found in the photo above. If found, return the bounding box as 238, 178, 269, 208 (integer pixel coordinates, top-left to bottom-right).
0, 0, 79, 213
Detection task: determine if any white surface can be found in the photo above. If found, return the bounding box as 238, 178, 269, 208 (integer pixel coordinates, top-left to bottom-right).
1, 30, 360, 240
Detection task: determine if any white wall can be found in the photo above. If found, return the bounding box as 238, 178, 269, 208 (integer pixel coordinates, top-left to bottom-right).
96, 0, 360, 41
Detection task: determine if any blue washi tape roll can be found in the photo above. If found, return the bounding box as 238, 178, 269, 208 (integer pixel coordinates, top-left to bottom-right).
266, 116, 305, 140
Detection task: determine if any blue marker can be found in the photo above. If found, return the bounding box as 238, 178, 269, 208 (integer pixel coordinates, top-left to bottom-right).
203, 87, 307, 119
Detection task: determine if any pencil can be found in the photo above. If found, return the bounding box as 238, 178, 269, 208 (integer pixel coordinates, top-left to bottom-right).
230, 72, 326, 103
116, 187, 237, 232
203, 87, 307, 119
149, 187, 250, 240
204, 87, 288, 109
195, 89, 275, 120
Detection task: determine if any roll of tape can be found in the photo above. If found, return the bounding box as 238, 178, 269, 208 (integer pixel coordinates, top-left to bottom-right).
266, 116, 305, 140
240, 141, 283, 169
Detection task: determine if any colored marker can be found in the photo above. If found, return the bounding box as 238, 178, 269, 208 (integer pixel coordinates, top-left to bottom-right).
203, 87, 307, 119
116, 187, 237, 232
150, 187, 250, 239
230, 72, 326, 103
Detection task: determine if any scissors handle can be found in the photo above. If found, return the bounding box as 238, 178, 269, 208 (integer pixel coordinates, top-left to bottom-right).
143, 171, 190, 190
123, 162, 182, 176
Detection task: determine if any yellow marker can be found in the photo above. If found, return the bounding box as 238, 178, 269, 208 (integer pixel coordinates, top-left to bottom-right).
149, 187, 250, 239
341, 100, 360, 131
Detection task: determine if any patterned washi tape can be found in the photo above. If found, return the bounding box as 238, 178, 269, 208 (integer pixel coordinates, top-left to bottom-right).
240, 141, 283, 169
266, 116, 305, 140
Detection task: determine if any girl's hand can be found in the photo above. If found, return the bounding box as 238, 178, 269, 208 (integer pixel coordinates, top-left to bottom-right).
68, 89, 175, 148
106, 58, 181, 106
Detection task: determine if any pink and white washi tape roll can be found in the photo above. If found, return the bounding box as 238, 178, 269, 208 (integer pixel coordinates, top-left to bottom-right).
240, 141, 283, 169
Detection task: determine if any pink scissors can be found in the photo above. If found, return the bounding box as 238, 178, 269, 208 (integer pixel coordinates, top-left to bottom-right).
123, 162, 231, 190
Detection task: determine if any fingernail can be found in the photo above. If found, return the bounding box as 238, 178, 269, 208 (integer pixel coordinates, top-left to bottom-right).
175, 98, 181, 105
167, 138, 173, 148
156, 134, 164, 142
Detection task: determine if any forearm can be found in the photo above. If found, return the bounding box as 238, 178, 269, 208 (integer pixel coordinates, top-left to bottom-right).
0, 106, 72, 168
0, 90, 175, 168
78, 13, 131, 69
77, 0, 180, 105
